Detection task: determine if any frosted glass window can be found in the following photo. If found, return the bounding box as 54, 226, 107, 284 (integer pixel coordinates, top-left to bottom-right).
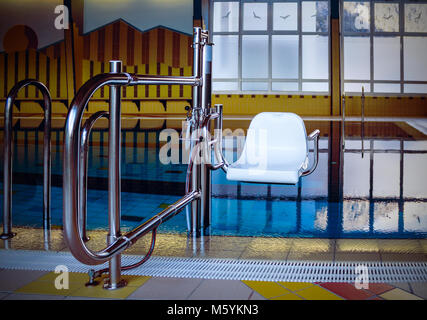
405, 4, 427, 33
403, 154, 427, 198
344, 153, 370, 198
212, 82, 239, 91
404, 202, 427, 232
302, 82, 328, 92
302, 1, 329, 32
342, 200, 369, 232
212, 35, 239, 79
242, 35, 268, 78
272, 35, 299, 79
404, 141, 427, 151
213, 2, 239, 32
373, 153, 400, 198
373, 203, 398, 233
373, 83, 400, 93
343, 83, 370, 93
374, 3, 399, 32
242, 82, 268, 91
272, 82, 299, 91
243, 3, 267, 31
374, 37, 400, 81
343, 1, 370, 33
404, 84, 427, 94
344, 37, 370, 80
373, 140, 400, 150
404, 37, 427, 81
273, 2, 298, 31
302, 35, 328, 79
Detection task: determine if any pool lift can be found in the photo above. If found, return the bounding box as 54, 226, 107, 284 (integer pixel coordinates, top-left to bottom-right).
63, 27, 319, 289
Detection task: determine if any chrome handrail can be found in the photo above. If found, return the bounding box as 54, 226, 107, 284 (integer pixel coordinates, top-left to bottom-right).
79, 111, 109, 242
301, 129, 320, 176
1, 79, 51, 240
63, 27, 209, 289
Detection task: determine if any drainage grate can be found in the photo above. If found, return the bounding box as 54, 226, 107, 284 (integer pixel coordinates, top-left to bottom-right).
0, 250, 426, 283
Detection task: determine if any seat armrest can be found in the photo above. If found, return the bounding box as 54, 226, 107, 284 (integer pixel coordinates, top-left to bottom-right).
301, 129, 320, 177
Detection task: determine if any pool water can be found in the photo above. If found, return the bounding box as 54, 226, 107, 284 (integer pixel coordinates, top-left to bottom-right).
1, 118, 426, 239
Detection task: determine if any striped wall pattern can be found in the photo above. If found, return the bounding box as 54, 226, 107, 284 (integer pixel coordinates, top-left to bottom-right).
75, 20, 194, 99
0, 45, 68, 100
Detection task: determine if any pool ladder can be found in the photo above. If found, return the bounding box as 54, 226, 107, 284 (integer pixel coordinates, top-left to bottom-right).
62, 27, 214, 290
1, 80, 52, 242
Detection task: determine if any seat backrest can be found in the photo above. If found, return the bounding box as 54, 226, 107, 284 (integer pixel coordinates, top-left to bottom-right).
236, 112, 308, 168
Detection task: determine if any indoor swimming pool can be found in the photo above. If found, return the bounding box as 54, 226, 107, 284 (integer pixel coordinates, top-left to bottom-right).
1, 117, 426, 239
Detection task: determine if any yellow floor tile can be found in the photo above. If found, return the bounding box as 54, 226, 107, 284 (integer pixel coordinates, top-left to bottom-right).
377, 240, 423, 254
278, 282, 314, 292
16, 279, 82, 296
380, 288, 423, 300
242, 281, 290, 299
296, 285, 343, 300
336, 239, 379, 253
69, 276, 150, 299
35, 272, 89, 284
271, 292, 304, 300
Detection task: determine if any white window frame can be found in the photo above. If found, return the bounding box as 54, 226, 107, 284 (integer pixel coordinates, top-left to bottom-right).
211, 0, 331, 95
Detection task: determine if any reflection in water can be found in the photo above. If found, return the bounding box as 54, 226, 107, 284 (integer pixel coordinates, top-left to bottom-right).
0, 119, 426, 238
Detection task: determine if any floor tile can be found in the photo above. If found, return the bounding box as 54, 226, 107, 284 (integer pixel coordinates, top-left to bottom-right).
319, 283, 374, 300
0, 269, 48, 292
242, 281, 290, 299
4, 293, 67, 300
248, 291, 267, 300
271, 292, 304, 300
380, 288, 423, 300
15, 278, 82, 296
408, 283, 427, 300
334, 252, 381, 262
188, 279, 253, 300
380, 253, 427, 262
365, 283, 394, 295
128, 277, 203, 300
335, 239, 379, 253
295, 285, 344, 300
388, 282, 411, 292
377, 240, 423, 254
278, 282, 314, 292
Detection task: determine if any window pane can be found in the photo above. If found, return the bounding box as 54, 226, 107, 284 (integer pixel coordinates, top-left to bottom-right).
404, 202, 427, 233
373, 83, 400, 93
302, 35, 328, 79
212, 82, 239, 91
273, 2, 298, 31
404, 37, 427, 81
403, 154, 427, 198
343, 82, 370, 93
405, 4, 427, 33
342, 200, 369, 232
344, 153, 370, 198
243, 2, 267, 31
344, 37, 370, 80
404, 84, 427, 94
374, 3, 399, 32
302, 1, 329, 32
373, 153, 400, 198
343, 1, 370, 33
374, 37, 400, 81
213, 2, 239, 32
242, 35, 268, 78
373, 203, 398, 233
272, 35, 299, 79
302, 82, 328, 92
272, 82, 299, 91
242, 82, 268, 91
212, 35, 239, 79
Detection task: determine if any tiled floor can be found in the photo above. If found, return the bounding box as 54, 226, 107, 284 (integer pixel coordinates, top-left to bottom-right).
0, 269, 425, 300
0, 227, 426, 300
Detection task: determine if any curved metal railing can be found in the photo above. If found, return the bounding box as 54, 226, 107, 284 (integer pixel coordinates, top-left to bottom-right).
1, 79, 52, 240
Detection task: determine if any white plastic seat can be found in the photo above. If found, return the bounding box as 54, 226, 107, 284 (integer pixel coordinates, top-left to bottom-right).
226, 112, 319, 184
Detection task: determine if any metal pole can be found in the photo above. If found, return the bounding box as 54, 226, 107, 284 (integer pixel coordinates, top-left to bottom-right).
190, 27, 202, 236
105, 61, 126, 290
200, 34, 213, 234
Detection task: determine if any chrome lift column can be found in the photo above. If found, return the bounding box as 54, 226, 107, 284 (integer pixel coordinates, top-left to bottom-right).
105, 61, 126, 290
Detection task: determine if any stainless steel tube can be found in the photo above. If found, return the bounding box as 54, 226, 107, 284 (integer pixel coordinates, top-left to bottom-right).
105, 60, 126, 290
1, 80, 51, 240
213, 104, 229, 173
79, 111, 109, 242
301, 129, 320, 177
200, 37, 213, 232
